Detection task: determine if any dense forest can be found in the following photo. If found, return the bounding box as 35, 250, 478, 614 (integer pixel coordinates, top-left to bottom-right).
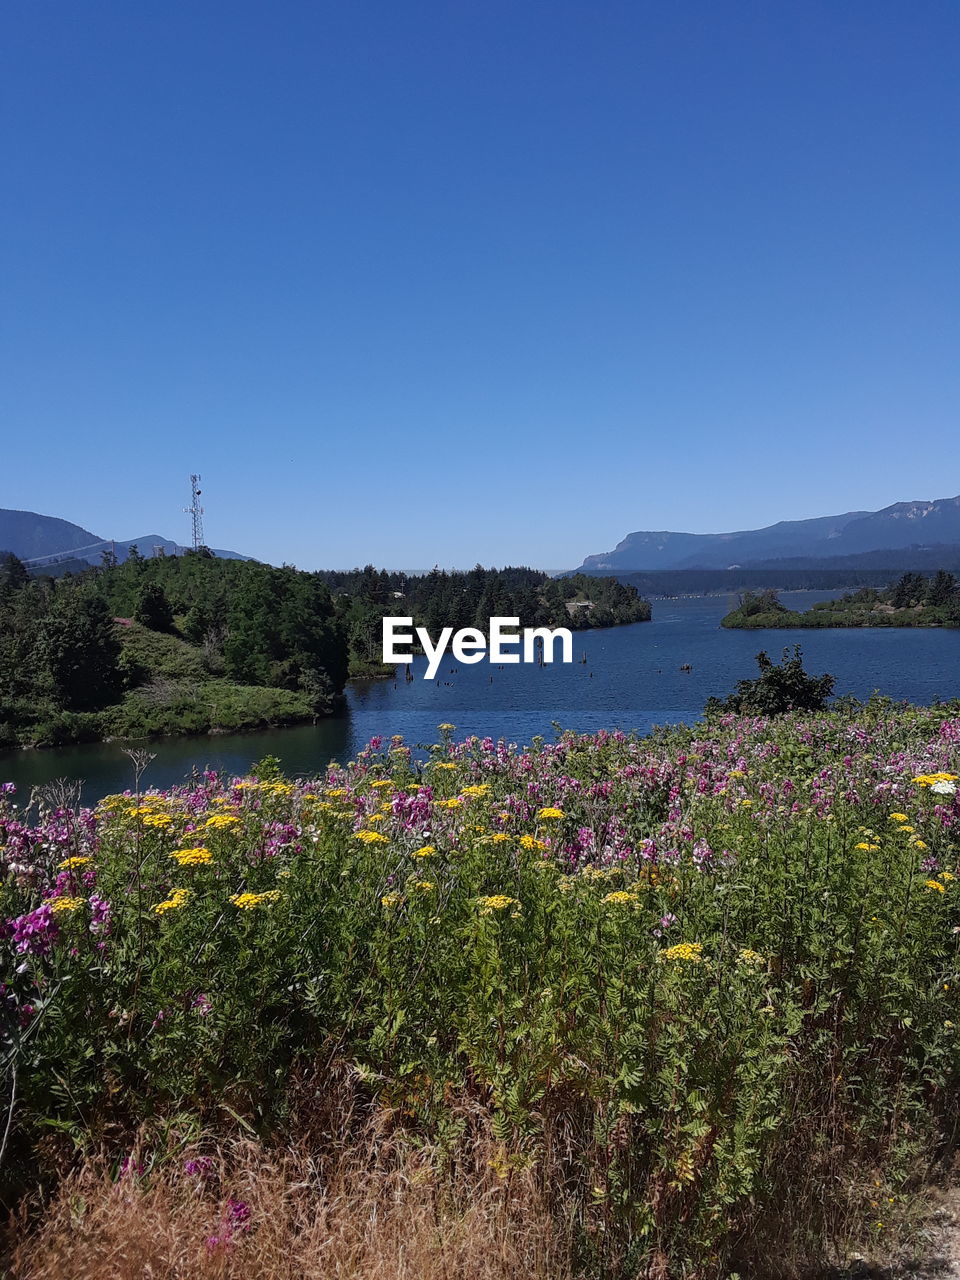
318, 565, 650, 676
589, 565, 960, 597
0, 551, 649, 747
0, 549, 348, 748
721, 571, 960, 629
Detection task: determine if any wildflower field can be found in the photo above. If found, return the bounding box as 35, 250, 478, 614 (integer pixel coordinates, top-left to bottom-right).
3, 707, 960, 1277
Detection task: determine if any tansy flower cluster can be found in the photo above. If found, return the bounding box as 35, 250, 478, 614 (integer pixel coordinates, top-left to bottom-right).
171, 848, 213, 866
153, 888, 192, 915
229, 890, 283, 909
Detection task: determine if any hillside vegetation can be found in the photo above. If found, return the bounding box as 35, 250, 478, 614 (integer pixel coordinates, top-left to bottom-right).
0, 553, 650, 747
722, 573, 960, 629
0, 550, 347, 748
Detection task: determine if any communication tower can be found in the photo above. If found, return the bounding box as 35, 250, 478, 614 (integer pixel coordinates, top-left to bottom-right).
184, 475, 205, 551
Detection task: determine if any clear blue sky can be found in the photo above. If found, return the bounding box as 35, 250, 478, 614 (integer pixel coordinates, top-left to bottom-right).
2, 1, 958, 569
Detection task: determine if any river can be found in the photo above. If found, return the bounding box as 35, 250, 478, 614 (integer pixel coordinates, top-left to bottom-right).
3, 592, 959, 803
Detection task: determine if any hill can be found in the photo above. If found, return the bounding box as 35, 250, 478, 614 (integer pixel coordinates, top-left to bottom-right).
579, 494, 960, 572
0, 507, 248, 566
0, 552, 348, 747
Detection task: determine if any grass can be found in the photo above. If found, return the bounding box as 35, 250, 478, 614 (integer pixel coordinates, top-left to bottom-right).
9, 621, 322, 747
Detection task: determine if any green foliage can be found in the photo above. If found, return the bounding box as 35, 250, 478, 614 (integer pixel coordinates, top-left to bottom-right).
34, 588, 122, 711
0, 555, 651, 743
722, 569, 960, 629
706, 646, 835, 715
325, 565, 650, 676
0, 553, 351, 745
134, 582, 175, 632
4, 708, 960, 1275
737, 589, 788, 617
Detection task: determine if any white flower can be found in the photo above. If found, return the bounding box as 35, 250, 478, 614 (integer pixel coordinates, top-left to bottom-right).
931, 780, 958, 796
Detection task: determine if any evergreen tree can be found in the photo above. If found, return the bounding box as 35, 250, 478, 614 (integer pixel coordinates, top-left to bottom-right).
35, 590, 121, 711
134, 583, 175, 632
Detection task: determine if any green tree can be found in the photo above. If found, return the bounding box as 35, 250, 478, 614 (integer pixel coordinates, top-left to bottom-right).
706, 646, 834, 717
0, 552, 29, 596
35, 590, 121, 711
926, 570, 957, 608
134, 583, 175, 632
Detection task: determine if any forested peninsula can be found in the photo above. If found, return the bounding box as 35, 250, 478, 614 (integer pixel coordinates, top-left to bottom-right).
721, 572, 960, 630
0, 552, 649, 748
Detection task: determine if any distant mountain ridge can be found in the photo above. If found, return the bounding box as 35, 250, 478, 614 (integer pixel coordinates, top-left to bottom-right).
0, 507, 249, 566
578, 495, 960, 571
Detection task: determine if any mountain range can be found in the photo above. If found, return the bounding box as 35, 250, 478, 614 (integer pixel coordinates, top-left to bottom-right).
0, 508, 247, 568
577, 495, 960, 572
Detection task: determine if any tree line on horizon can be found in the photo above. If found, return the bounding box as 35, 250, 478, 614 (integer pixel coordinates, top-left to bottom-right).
722, 570, 960, 629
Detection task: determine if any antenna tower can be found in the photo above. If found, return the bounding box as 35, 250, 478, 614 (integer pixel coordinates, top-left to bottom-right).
184, 474, 205, 550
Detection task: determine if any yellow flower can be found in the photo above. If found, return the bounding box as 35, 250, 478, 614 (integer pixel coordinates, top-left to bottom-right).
171, 848, 213, 866
925, 879, 946, 894
433, 762, 457, 771
229, 890, 282, 909
462, 784, 490, 797
537, 807, 565, 820
601, 891, 639, 905
912, 839, 929, 851
326, 787, 347, 798
57, 856, 91, 870
47, 896, 84, 914
413, 845, 436, 858
738, 948, 765, 968
370, 780, 394, 789
434, 797, 462, 809
366, 812, 386, 823
142, 813, 174, 829
477, 894, 521, 916
355, 830, 389, 844
414, 880, 435, 893
855, 842, 880, 852
153, 888, 192, 915
491, 833, 511, 843
941, 871, 956, 882
205, 814, 240, 829
661, 942, 704, 964
889, 813, 909, 822
520, 834, 548, 851
381, 892, 402, 909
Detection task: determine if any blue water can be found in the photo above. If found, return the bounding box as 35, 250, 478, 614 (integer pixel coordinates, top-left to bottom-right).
3, 592, 959, 803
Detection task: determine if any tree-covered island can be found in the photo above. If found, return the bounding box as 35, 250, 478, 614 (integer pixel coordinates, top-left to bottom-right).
721, 571, 960, 629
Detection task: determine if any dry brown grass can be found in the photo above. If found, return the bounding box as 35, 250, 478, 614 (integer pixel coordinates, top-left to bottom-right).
8, 1126, 573, 1280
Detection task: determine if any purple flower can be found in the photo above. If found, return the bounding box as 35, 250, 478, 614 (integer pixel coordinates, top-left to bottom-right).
9, 904, 59, 957
226, 1197, 251, 1231
89, 893, 112, 935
